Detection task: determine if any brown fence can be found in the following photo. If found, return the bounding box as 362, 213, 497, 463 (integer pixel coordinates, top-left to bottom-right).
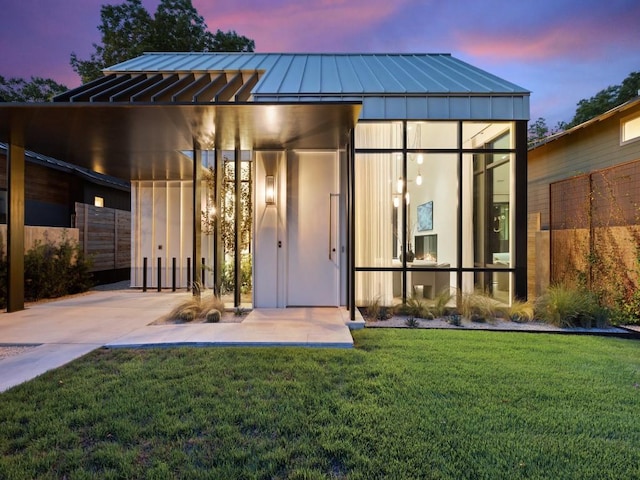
75, 203, 130, 273
550, 160, 640, 307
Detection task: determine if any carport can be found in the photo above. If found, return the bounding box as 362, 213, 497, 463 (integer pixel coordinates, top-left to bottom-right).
0, 101, 361, 312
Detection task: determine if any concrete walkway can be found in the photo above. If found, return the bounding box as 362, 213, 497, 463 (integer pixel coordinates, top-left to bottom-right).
0, 289, 361, 392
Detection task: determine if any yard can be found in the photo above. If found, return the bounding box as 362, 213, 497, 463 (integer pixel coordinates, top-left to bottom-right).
0, 330, 638, 479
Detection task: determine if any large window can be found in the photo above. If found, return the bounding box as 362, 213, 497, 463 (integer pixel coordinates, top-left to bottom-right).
354, 120, 516, 307
621, 114, 640, 144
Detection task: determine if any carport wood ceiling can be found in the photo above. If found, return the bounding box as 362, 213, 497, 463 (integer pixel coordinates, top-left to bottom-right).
0, 71, 361, 181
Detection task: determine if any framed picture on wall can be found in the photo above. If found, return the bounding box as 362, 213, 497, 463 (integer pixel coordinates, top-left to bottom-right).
417, 201, 433, 231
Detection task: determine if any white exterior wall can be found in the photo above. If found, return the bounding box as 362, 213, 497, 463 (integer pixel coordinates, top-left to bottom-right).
131, 180, 213, 288
253, 151, 286, 307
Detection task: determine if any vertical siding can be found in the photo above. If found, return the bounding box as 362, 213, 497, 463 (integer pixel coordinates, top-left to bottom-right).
130, 180, 205, 289
75, 203, 130, 272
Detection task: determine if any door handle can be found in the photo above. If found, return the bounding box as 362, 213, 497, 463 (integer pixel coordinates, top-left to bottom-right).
329, 193, 339, 260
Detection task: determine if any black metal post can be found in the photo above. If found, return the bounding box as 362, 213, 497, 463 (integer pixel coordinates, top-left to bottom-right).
234, 144, 241, 307
187, 257, 191, 292
172, 257, 176, 292
142, 257, 147, 292
349, 129, 356, 320
514, 120, 528, 300
201, 257, 206, 289
157, 257, 161, 292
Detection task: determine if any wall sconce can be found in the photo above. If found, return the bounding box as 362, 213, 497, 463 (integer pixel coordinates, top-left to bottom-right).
265, 175, 275, 205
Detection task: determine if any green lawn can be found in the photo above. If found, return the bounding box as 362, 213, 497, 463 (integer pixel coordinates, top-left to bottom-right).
0, 330, 638, 479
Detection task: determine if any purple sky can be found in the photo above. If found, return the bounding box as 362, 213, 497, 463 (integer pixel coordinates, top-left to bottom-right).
2, 0, 639, 125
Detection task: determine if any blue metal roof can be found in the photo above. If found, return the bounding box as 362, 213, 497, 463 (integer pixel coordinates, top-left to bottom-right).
106, 53, 529, 97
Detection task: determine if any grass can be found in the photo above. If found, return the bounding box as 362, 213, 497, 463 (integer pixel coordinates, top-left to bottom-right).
0, 330, 639, 479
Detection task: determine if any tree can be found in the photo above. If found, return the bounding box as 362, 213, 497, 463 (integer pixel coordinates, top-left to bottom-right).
211, 29, 255, 52
70, 0, 255, 84
528, 117, 550, 145
151, 0, 214, 52
566, 71, 640, 128
71, 0, 154, 83
0, 76, 68, 102
527, 117, 566, 146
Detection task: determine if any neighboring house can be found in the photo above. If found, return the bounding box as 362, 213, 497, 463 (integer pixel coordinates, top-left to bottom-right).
0, 143, 131, 284
1, 52, 530, 314
528, 96, 640, 297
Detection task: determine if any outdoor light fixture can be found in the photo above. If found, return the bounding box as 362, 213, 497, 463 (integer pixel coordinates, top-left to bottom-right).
265, 175, 275, 205
416, 171, 423, 186
396, 177, 403, 194
417, 154, 424, 165
393, 195, 400, 208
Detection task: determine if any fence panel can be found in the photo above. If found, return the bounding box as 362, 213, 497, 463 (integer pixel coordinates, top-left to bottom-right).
75, 203, 131, 272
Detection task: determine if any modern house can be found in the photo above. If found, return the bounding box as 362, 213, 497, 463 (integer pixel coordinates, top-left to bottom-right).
0, 143, 131, 284
0, 142, 130, 225
528, 96, 640, 298
0, 53, 529, 315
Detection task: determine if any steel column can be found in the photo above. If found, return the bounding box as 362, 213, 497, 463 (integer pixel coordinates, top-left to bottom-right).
7, 141, 25, 312
234, 144, 241, 307
514, 120, 528, 300
192, 142, 202, 295
349, 129, 356, 320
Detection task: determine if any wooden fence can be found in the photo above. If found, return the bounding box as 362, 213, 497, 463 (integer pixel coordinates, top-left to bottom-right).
0, 225, 79, 254
75, 203, 130, 272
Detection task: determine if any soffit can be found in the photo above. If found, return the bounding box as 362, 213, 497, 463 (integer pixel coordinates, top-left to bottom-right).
0, 102, 361, 181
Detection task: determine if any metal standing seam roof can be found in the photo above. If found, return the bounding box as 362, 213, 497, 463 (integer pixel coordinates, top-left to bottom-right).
104, 52, 530, 98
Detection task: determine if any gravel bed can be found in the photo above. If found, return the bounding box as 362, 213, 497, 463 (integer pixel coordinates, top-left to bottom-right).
0, 345, 38, 361
365, 315, 630, 334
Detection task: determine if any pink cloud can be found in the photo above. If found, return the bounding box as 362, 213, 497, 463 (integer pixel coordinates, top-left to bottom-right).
454, 10, 639, 63
195, 0, 409, 51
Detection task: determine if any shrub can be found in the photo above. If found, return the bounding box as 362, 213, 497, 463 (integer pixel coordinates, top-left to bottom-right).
220, 254, 252, 295
459, 290, 499, 323
405, 316, 420, 328
205, 309, 221, 323
0, 247, 6, 308
24, 237, 93, 301
168, 293, 225, 322
433, 288, 453, 318
0, 234, 93, 307
446, 314, 462, 326
362, 296, 393, 321
506, 300, 535, 323
535, 284, 608, 328
402, 296, 433, 319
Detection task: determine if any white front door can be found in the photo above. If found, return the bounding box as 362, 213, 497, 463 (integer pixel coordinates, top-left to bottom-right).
287, 151, 339, 306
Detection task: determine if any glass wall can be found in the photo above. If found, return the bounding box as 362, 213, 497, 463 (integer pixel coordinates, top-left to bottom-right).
203, 149, 253, 308
355, 120, 516, 307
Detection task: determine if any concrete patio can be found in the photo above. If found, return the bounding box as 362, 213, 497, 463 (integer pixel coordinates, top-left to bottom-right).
0, 289, 363, 392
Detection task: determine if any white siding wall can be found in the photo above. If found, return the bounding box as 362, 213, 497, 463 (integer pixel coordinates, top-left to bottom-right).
131, 180, 211, 288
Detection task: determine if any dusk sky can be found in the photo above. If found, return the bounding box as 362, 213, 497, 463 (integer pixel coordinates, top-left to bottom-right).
2, 0, 639, 126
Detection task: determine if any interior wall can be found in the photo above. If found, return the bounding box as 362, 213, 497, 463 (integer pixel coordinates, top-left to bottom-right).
407, 154, 458, 267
